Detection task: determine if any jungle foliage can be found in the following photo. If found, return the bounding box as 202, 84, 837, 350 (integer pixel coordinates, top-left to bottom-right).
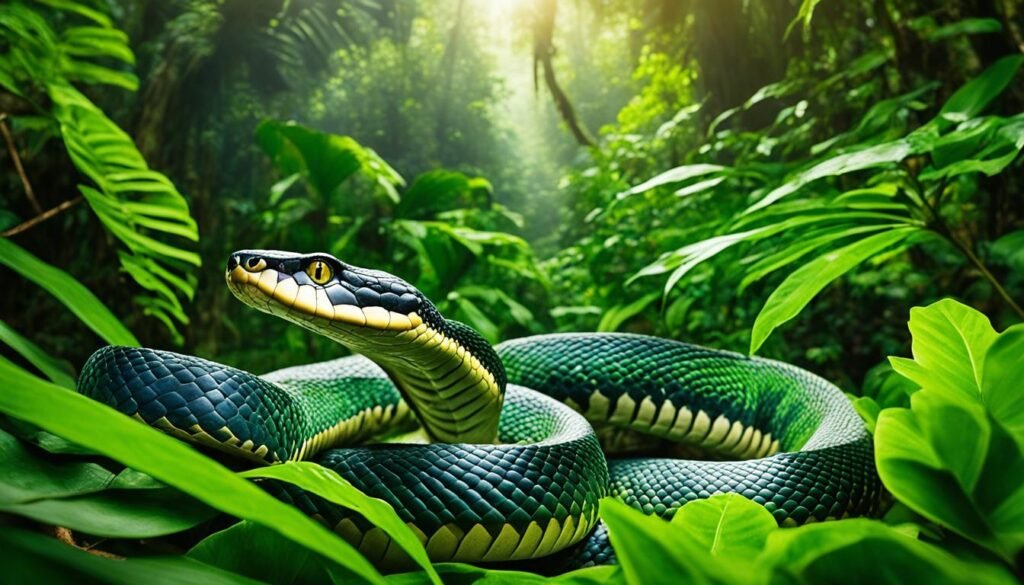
1, 0, 1023, 583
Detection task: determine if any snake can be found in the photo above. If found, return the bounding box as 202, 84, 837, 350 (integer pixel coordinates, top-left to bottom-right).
77, 249, 882, 568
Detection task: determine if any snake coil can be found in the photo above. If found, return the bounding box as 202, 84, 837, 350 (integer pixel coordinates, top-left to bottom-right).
78, 250, 882, 567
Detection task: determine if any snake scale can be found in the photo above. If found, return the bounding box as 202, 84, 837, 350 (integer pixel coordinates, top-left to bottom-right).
77, 250, 882, 568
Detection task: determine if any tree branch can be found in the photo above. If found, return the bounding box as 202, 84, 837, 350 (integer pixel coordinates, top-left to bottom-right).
0, 113, 42, 214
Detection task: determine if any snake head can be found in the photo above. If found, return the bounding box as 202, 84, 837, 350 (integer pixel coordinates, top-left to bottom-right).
226, 249, 507, 444
225, 250, 441, 335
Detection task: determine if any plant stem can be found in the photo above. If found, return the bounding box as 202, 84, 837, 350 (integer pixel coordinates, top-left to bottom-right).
947, 231, 1024, 320
0, 113, 42, 214
914, 177, 1024, 319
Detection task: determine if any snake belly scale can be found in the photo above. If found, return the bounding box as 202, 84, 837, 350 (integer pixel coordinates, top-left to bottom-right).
77, 249, 882, 567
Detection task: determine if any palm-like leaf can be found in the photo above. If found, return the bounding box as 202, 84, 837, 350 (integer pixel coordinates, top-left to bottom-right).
0, 0, 200, 340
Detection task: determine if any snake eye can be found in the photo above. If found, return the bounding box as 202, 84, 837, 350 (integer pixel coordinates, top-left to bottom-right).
244, 257, 266, 272
306, 260, 333, 285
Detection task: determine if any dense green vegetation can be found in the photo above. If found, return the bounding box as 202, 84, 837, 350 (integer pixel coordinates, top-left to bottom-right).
1, 0, 1023, 583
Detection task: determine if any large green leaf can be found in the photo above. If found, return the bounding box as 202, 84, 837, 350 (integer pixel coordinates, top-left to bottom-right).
761, 519, 1017, 585
0, 239, 138, 347
190, 520, 356, 585
887, 298, 998, 402
937, 54, 1024, 127
750, 227, 918, 354
0, 320, 75, 388
981, 324, 1024, 443
240, 463, 439, 581
632, 227, 772, 287
887, 298, 1024, 443
921, 115, 1024, 180
0, 427, 112, 505
0, 527, 260, 585
738, 224, 899, 292
0, 1, 137, 93
924, 18, 1002, 42
618, 164, 726, 199
600, 498, 760, 585
387, 564, 621, 584
0, 361, 394, 585
50, 84, 200, 338
810, 84, 938, 155
635, 210, 918, 296
598, 292, 660, 332
876, 394, 1024, 561
397, 170, 476, 219
257, 120, 404, 203
746, 140, 913, 213
1, 488, 217, 538
669, 494, 777, 558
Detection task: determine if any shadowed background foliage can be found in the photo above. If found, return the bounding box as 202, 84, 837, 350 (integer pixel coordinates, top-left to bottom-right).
1, 0, 1023, 582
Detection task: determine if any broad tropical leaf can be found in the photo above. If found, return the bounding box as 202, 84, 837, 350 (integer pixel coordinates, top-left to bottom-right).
750, 227, 918, 353
0, 360, 418, 585
0, 239, 138, 347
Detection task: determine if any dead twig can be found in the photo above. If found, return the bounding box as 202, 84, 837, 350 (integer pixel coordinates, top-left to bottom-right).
1, 196, 83, 238
52, 526, 123, 559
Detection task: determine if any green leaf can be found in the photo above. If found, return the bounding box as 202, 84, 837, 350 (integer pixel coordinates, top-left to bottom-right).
269, 172, 302, 206
0, 238, 138, 347
747, 141, 913, 214
619, 164, 726, 199
981, 324, 1024, 444
632, 227, 771, 285
0, 527, 261, 585
386, 563, 622, 585
850, 396, 881, 433
456, 286, 536, 331
191, 521, 357, 585
449, 294, 500, 344
598, 293, 660, 332
738, 224, 898, 292
921, 115, 1024, 181
240, 463, 440, 582
398, 170, 475, 219
887, 298, 998, 402
875, 391, 1024, 561
0, 416, 97, 455
0, 361, 391, 585
600, 498, 762, 585
938, 54, 1024, 127
761, 519, 1017, 585
860, 361, 916, 409
0, 427, 113, 505
925, 18, 1001, 41
674, 176, 726, 198
670, 494, 777, 558
750, 227, 917, 354
50, 84, 200, 333
0, 320, 75, 388
991, 229, 1024, 272
257, 120, 404, 203
785, 0, 822, 39
1, 488, 217, 539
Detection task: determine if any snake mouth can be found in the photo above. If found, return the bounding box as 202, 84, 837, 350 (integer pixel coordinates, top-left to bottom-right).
225, 250, 426, 333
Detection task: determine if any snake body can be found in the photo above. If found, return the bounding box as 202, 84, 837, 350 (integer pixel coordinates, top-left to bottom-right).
77, 250, 881, 567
